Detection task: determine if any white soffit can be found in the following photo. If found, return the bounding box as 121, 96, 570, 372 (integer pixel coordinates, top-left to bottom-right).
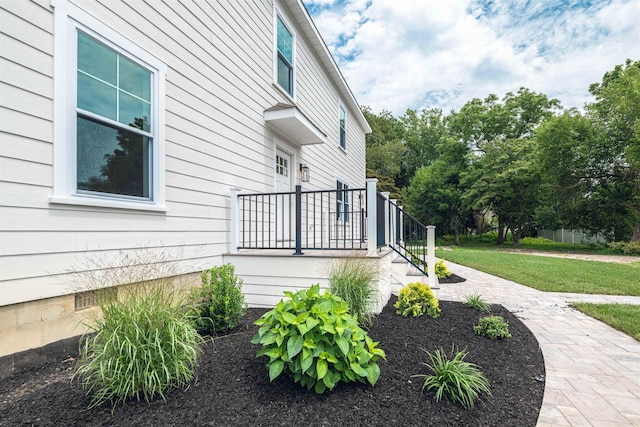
264, 104, 327, 145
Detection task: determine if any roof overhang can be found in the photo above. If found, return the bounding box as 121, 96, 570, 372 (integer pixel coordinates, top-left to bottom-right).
264, 104, 327, 145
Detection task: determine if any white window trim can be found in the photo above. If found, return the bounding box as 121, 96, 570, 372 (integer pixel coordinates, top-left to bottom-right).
273, 4, 296, 102
339, 103, 347, 152
49, 0, 167, 212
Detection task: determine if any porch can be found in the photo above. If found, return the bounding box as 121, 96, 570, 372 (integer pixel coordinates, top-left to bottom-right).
223, 179, 439, 309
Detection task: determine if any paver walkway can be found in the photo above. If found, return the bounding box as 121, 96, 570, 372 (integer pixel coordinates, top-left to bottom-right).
438, 261, 640, 427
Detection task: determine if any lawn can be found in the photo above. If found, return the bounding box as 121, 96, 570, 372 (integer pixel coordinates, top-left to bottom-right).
571, 303, 640, 341
435, 247, 640, 296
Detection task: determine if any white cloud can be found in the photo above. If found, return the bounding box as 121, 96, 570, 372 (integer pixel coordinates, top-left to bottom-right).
306, 0, 640, 115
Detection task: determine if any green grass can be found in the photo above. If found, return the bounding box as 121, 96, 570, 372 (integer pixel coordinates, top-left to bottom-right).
435, 247, 640, 296
571, 303, 640, 341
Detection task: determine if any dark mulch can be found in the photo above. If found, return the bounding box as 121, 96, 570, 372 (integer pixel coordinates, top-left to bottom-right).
0, 297, 544, 426
439, 273, 466, 283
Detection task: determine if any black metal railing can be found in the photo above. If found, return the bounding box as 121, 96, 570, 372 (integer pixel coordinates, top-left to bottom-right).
238, 186, 367, 252
387, 199, 428, 275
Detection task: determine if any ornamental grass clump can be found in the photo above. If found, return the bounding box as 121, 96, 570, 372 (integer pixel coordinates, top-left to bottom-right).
474, 316, 512, 340
328, 256, 379, 327
395, 282, 441, 318
463, 292, 491, 313
251, 284, 386, 394
73, 285, 202, 410
413, 347, 491, 409
191, 263, 247, 334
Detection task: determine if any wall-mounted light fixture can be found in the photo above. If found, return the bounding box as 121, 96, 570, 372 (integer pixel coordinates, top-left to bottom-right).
300, 164, 310, 183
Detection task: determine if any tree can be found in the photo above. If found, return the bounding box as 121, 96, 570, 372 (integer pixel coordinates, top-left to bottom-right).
397, 108, 446, 187
462, 138, 539, 246
449, 89, 560, 244
587, 59, 640, 241
406, 137, 472, 244
537, 60, 640, 242
362, 107, 406, 185
366, 168, 404, 206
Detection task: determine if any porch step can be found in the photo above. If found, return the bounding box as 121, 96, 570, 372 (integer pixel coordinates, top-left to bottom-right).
390, 254, 439, 296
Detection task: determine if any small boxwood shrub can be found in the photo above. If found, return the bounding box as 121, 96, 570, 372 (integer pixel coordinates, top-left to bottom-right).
395, 282, 441, 318
435, 260, 452, 279
251, 284, 386, 394
191, 264, 247, 334
474, 316, 512, 340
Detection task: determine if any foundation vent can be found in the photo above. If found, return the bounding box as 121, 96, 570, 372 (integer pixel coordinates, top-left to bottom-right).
74, 288, 117, 311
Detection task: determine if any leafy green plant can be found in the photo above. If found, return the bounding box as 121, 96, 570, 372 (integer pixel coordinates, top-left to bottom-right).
191, 264, 247, 334
73, 285, 202, 410
251, 284, 386, 394
435, 259, 452, 279
395, 282, 441, 318
474, 316, 512, 339
413, 347, 491, 409
463, 292, 491, 312
328, 257, 379, 327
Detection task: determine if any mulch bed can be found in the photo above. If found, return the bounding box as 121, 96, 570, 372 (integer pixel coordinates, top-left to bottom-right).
439, 273, 466, 283
0, 297, 544, 426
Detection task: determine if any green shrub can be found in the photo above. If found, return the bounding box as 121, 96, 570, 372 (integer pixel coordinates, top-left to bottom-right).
608, 241, 640, 255
395, 282, 441, 318
251, 284, 386, 394
328, 257, 379, 327
519, 236, 554, 245
413, 347, 491, 409
73, 286, 202, 410
474, 316, 512, 340
192, 264, 247, 334
463, 292, 491, 312
435, 259, 452, 279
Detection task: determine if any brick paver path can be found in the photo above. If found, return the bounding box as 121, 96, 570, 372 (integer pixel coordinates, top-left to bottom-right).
438, 261, 640, 427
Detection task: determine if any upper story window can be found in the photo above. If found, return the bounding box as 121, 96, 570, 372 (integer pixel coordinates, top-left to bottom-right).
339, 105, 347, 150
50, 1, 167, 211
336, 180, 349, 222
276, 14, 294, 97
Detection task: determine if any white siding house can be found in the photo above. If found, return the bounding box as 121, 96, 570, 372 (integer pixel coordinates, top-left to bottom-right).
0, 0, 373, 360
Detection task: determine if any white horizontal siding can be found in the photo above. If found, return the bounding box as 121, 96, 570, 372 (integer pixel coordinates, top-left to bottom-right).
0, 0, 369, 309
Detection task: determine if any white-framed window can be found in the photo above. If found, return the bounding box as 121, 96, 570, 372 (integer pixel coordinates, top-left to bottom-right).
339, 105, 347, 150
275, 154, 288, 177
49, 0, 167, 211
275, 10, 295, 98
336, 179, 349, 222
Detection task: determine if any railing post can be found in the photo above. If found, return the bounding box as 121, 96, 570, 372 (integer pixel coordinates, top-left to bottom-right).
366, 178, 377, 255
398, 205, 405, 256
427, 225, 436, 289
230, 188, 241, 254
390, 199, 397, 248
382, 192, 390, 246
293, 184, 303, 255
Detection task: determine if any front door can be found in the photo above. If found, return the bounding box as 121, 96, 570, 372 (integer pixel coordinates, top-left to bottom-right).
275, 149, 291, 241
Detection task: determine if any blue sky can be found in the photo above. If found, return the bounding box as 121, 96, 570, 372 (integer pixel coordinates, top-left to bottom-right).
304, 0, 640, 115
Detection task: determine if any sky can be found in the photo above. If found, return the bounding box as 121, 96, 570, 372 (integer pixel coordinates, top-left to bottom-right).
304, 0, 640, 116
